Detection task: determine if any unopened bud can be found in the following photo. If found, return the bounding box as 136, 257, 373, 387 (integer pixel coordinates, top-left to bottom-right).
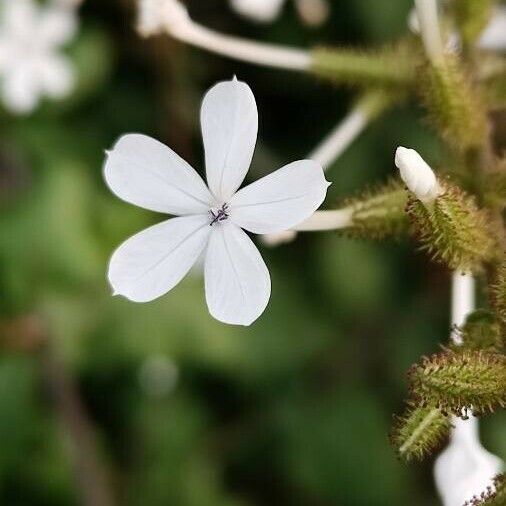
395, 146, 441, 203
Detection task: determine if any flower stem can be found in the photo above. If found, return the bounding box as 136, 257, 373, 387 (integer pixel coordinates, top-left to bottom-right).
144, 0, 311, 70
292, 208, 354, 231
415, 0, 445, 65
311, 91, 393, 171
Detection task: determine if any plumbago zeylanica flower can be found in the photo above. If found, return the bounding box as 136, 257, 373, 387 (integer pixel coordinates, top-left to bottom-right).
0, 0, 77, 114
104, 78, 330, 325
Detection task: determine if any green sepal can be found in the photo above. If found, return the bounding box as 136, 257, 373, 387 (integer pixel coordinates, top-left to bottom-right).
408, 349, 506, 418
492, 259, 506, 327
390, 402, 451, 461
339, 180, 410, 240
420, 54, 488, 152
406, 184, 495, 271
451, 309, 504, 353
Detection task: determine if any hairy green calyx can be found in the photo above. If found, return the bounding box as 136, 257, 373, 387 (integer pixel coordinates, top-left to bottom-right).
406, 184, 495, 271
453, 309, 504, 352
341, 180, 409, 240
420, 54, 488, 152
390, 402, 451, 461
408, 349, 506, 418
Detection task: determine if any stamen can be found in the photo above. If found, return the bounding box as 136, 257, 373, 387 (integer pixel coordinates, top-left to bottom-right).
209, 203, 230, 226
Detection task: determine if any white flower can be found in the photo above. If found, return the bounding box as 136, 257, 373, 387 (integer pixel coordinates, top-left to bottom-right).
104, 78, 330, 326
394, 146, 441, 203
0, 0, 77, 114
230, 0, 329, 27
434, 418, 503, 506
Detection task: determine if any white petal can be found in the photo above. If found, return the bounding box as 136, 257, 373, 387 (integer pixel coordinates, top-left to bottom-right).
229, 0, 285, 22
394, 146, 440, 202
1, 0, 37, 39
205, 223, 270, 325
38, 7, 78, 47
39, 55, 74, 98
104, 134, 214, 215
2, 65, 40, 114
108, 214, 211, 302
229, 160, 330, 234
201, 78, 258, 201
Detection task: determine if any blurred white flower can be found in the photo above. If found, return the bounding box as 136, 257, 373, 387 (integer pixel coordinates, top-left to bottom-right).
434, 417, 503, 506
230, 0, 329, 27
104, 78, 329, 325
0, 0, 78, 114
395, 146, 441, 203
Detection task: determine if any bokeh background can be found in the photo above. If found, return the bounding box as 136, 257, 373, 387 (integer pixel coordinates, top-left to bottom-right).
0, 0, 504, 505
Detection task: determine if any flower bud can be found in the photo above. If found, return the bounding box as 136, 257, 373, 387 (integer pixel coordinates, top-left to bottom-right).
395, 146, 441, 203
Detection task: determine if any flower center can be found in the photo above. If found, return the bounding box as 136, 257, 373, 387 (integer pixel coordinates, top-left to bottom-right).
209, 203, 230, 226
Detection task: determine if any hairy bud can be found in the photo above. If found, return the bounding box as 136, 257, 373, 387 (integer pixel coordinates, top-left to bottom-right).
395, 147, 441, 203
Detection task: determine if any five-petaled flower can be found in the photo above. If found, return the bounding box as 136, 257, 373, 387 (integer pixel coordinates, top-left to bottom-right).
104, 78, 330, 325
0, 0, 77, 114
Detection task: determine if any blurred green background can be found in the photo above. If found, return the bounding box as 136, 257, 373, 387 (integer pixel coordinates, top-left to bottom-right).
0, 0, 504, 505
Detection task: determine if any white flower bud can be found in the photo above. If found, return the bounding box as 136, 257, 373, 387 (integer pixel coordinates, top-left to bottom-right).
395, 146, 441, 203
